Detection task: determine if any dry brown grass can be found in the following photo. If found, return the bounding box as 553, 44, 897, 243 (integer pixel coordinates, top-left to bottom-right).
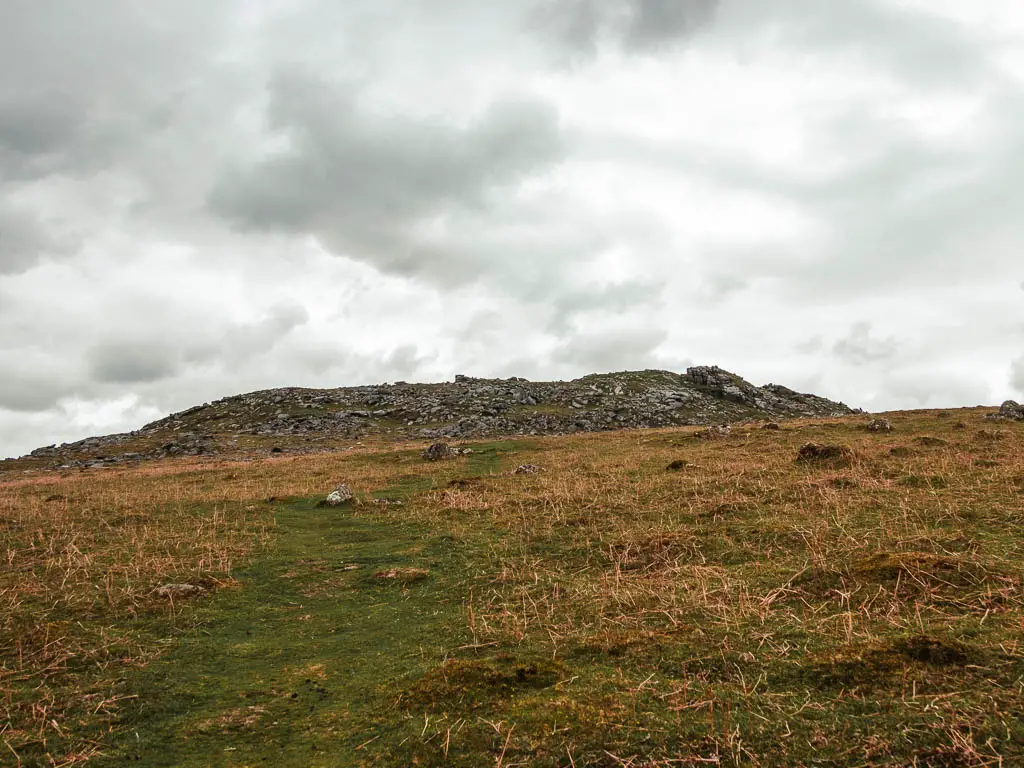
2, 408, 1023, 764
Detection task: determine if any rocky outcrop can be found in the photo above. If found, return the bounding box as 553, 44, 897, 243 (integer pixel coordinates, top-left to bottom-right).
8, 366, 855, 470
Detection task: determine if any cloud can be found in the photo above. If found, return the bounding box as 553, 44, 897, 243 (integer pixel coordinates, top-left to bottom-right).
0, 373, 77, 413
533, 0, 718, 56
1012, 357, 1024, 396
553, 326, 668, 371
833, 322, 899, 365
208, 71, 566, 284
87, 342, 181, 385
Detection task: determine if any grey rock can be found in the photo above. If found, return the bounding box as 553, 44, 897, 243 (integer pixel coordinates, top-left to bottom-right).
324, 484, 355, 506
513, 464, 543, 474
866, 418, 893, 432
8, 365, 856, 471
422, 442, 462, 461
992, 400, 1024, 421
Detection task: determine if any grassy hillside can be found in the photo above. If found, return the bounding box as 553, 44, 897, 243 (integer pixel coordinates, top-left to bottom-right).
2, 409, 1023, 766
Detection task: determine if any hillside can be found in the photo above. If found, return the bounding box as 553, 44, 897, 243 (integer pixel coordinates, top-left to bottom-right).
2, 404, 1024, 766
5, 365, 853, 472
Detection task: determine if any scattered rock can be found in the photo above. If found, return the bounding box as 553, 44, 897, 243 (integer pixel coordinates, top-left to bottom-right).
797, 443, 855, 465
322, 484, 355, 506
422, 442, 463, 461
10, 365, 857, 470
512, 464, 543, 475
696, 425, 731, 439
153, 583, 206, 600
866, 418, 892, 433
371, 497, 404, 506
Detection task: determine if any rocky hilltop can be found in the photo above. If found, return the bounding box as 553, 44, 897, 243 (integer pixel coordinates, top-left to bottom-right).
11, 366, 855, 471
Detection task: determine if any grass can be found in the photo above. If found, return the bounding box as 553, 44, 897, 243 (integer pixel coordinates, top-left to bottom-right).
0, 411, 1023, 765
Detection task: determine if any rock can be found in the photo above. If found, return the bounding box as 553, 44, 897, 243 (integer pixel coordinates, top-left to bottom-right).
371, 497, 404, 506
323, 484, 355, 506
153, 583, 206, 599
993, 400, 1024, 421
513, 464, 543, 475
866, 418, 893, 432
13, 365, 857, 467
422, 442, 462, 461
696, 425, 731, 439
797, 443, 855, 464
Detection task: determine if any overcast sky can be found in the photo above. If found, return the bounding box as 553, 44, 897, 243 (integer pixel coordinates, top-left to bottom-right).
2, 0, 1024, 457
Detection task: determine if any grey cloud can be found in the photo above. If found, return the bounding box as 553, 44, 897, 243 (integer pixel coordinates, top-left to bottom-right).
881, 370, 990, 410
553, 327, 668, 370
0, 94, 86, 180
1012, 358, 1024, 395
0, 204, 75, 274
714, 0, 991, 90
623, 0, 718, 51
546, 279, 664, 333
87, 342, 180, 385
833, 323, 898, 365
208, 71, 565, 282
0, 374, 76, 413
796, 336, 824, 354
533, 0, 717, 56
218, 303, 310, 366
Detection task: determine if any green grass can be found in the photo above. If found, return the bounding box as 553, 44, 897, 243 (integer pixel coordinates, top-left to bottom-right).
94, 498, 482, 766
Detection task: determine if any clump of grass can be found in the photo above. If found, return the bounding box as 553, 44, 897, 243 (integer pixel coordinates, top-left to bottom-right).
796, 442, 856, 466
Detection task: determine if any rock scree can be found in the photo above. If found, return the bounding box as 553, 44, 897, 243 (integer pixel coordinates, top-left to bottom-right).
7, 365, 857, 470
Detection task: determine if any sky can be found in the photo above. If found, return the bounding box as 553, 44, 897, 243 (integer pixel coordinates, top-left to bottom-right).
2, 0, 1024, 458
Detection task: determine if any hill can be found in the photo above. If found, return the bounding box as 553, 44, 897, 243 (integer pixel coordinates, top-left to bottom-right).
5, 365, 853, 472
2, 404, 1024, 765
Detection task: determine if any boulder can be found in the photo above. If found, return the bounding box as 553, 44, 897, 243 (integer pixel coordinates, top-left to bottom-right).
866, 418, 892, 432
323, 484, 355, 506
422, 442, 462, 461
995, 400, 1024, 421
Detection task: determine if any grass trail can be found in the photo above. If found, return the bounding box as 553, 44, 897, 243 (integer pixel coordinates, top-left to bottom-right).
96, 497, 478, 766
